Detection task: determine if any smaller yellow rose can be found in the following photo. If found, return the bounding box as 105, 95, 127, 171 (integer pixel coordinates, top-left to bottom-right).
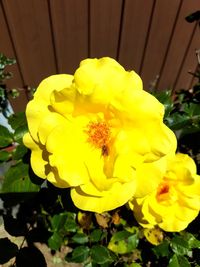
131, 153, 200, 232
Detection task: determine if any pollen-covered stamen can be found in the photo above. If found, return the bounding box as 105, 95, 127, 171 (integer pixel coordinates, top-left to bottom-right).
85, 121, 111, 151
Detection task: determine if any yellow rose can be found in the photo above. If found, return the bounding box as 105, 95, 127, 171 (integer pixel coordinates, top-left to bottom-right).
23, 57, 176, 213
132, 153, 200, 232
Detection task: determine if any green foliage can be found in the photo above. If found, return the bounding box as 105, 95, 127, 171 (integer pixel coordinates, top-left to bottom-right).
2, 161, 40, 193
90, 245, 114, 265
0, 125, 13, 147
8, 112, 27, 130
153, 71, 200, 176
0, 150, 10, 162
0, 53, 16, 83
168, 254, 191, 267
66, 245, 90, 263
0, 53, 17, 115
108, 230, 139, 254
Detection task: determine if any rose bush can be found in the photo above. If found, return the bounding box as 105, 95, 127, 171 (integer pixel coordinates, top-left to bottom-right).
1, 50, 200, 266
23, 57, 176, 213
131, 153, 200, 231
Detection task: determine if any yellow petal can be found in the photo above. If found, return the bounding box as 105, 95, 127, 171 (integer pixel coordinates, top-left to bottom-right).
46, 116, 95, 186
145, 124, 177, 162
26, 74, 73, 141
135, 157, 166, 198
74, 57, 142, 100
115, 129, 151, 158
38, 112, 66, 145
23, 133, 47, 179
34, 74, 73, 102
159, 217, 194, 232
50, 86, 76, 117
47, 169, 71, 188
166, 153, 197, 182
71, 179, 136, 213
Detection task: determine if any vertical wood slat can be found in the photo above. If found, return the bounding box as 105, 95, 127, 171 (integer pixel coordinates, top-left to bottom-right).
0, 0, 199, 112
158, 0, 200, 91
2, 0, 56, 87
174, 24, 200, 91
189, 63, 199, 90
140, 0, 181, 90
119, 0, 155, 73
0, 3, 28, 112
50, 0, 88, 74
90, 0, 122, 59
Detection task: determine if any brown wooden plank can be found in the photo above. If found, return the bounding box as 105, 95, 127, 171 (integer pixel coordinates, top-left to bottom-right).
118, 0, 154, 73
174, 24, 200, 92
90, 0, 122, 59
0, 3, 28, 112
49, 0, 88, 74
158, 0, 200, 91
189, 63, 199, 90
140, 0, 181, 91
2, 0, 56, 88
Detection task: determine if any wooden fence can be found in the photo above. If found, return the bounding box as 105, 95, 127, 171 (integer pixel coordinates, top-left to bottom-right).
0, 0, 199, 111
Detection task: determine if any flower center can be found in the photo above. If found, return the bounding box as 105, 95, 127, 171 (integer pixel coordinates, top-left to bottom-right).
85, 121, 111, 155
156, 182, 170, 202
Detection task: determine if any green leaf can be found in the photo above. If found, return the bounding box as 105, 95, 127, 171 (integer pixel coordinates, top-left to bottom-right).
109, 230, 131, 242
64, 212, 78, 232
90, 229, 106, 243
50, 213, 68, 232
0, 53, 16, 69
66, 246, 90, 263
165, 113, 191, 130
108, 230, 139, 254
13, 124, 28, 144
90, 245, 113, 265
0, 125, 13, 147
84, 263, 96, 267
168, 254, 180, 267
1, 161, 40, 193
177, 256, 191, 267
180, 233, 200, 249
170, 236, 191, 256
183, 103, 200, 117
153, 90, 174, 117
0, 150, 10, 162
50, 212, 77, 233
125, 264, 142, 267
12, 144, 28, 160
48, 232, 63, 251
0, 238, 18, 264
168, 255, 191, 267
153, 240, 170, 258
8, 112, 26, 130
71, 233, 88, 244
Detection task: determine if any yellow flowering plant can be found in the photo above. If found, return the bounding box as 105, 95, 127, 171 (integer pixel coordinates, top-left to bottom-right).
1, 55, 200, 266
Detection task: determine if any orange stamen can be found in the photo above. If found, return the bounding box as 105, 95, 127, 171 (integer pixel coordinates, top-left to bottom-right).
85, 121, 110, 150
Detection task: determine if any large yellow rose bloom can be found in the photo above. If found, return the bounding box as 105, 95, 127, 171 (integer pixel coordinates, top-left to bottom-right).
23, 57, 176, 213
132, 153, 200, 232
